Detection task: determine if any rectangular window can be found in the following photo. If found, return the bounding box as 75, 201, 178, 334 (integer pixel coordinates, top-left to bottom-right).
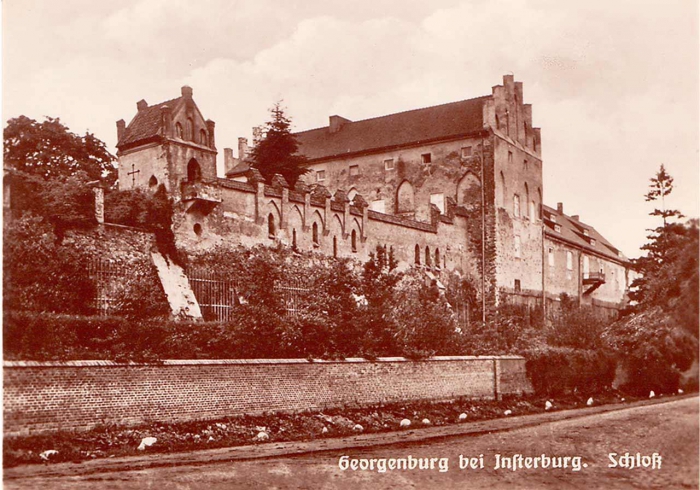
349, 165, 359, 177
370, 199, 385, 213
384, 158, 394, 170
508, 151, 513, 165
316, 170, 325, 182
548, 248, 554, 267
461, 146, 472, 158
514, 235, 521, 258
566, 251, 573, 271
430, 193, 445, 214
421, 153, 432, 164
554, 224, 562, 233
514, 279, 521, 292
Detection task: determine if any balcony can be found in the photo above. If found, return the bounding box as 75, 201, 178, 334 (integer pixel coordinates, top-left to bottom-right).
180, 181, 221, 215
583, 271, 605, 295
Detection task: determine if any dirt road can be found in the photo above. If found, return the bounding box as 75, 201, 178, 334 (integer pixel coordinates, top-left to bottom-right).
5, 397, 698, 489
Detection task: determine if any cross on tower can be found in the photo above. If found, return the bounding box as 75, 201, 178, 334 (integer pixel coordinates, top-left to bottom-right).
127, 163, 141, 187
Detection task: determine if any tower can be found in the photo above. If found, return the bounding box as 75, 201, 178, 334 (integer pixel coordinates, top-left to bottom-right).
115, 86, 217, 197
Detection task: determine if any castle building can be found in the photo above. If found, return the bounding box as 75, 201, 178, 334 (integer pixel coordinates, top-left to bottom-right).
115, 75, 631, 317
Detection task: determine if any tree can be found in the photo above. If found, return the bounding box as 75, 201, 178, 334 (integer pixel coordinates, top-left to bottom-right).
4, 115, 117, 186
644, 164, 683, 227
249, 102, 309, 187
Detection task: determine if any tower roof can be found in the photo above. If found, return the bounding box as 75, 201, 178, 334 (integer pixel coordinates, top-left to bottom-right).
117, 96, 184, 149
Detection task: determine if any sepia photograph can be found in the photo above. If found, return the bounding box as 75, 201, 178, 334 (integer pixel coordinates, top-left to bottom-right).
2, 0, 699, 488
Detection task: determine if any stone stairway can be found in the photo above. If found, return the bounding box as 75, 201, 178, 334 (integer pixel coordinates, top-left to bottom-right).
150, 251, 202, 319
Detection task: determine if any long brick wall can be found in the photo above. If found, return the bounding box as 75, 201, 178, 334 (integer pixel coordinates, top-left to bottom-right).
3, 356, 532, 436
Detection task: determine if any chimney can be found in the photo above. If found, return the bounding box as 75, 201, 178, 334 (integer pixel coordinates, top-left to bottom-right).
181, 86, 193, 98
160, 105, 172, 137
116, 119, 126, 142
329, 115, 351, 134
206, 119, 216, 148
238, 137, 249, 160
136, 99, 148, 111
223, 148, 236, 174
557, 202, 563, 214
572, 215, 579, 221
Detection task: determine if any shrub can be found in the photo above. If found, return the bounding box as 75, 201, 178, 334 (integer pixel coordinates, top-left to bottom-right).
525, 346, 617, 396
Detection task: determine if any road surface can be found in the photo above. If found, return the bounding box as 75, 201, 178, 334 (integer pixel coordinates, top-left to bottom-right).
5, 397, 698, 489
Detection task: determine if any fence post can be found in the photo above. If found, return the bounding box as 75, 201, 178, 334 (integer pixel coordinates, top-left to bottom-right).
493, 358, 502, 401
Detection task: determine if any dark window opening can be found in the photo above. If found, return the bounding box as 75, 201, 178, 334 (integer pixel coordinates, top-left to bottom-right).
175, 123, 183, 139
414, 244, 421, 265
193, 223, 202, 237
187, 159, 202, 182
312, 222, 319, 246
148, 175, 158, 188
435, 248, 440, 269
425, 246, 431, 267
292, 228, 297, 250
333, 236, 338, 257
268, 213, 275, 238
514, 279, 521, 292
351, 230, 357, 253
421, 153, 432, 164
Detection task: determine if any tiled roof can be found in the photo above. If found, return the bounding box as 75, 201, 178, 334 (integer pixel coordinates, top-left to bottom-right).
294, 96, 488, 161
225, 161, 250, 177
117, 97, 183, 148
543, 204, 628, 263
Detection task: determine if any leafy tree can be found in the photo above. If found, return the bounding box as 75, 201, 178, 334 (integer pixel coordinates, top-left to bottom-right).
4, 115, 117, 186
249, 102, 309, 187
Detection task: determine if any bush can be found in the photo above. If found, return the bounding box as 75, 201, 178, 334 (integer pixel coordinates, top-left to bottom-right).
525, 346, 617, 396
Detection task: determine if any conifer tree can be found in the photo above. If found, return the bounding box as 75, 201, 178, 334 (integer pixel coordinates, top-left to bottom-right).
249, 102, 309, 187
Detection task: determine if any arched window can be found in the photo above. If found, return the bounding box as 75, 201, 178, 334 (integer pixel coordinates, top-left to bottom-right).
312, 222, 319, 246
351, 230, 357, 252
425, 246, 431, 267
175, 123, 183, 139
347, 188, 358, 203
186, 118, 194, 140
499, 171, 506, 208
524, 183, 530, 220
187, 159, 202, 182
435, 248, 440, 268
148, 175, 158, 188
268, 213, 275, 238
495, 114, 500, 130
292, 228, 297, 250
415, 244, 421, 265
193, 223, 202, 237
396, 180, 415, 213
333, 236, 338, 257
199, 129, 208, 145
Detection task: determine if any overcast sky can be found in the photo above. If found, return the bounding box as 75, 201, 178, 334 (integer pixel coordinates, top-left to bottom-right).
3, 0, 698, 257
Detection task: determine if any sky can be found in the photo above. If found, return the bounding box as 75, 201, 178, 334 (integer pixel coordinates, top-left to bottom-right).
3, 0, 698, 258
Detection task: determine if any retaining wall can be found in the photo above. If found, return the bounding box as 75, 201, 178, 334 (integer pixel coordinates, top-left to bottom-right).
3, 356, 532, 436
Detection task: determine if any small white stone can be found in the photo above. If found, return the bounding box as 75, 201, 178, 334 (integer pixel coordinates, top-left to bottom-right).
137, 437, 157, 451
321, 427, 329, 434
421, 418, 431, 425
40, 450, 59, 461
458, 413, 468, 421
352, 424, 364, 432
586, 397, 594, 406
545, 401, 553, 411
400, 419, 411, 428
678, 389, 684, 394
504, 410, 512, 416
649, 391, 655, 398
255, 431, 269, 441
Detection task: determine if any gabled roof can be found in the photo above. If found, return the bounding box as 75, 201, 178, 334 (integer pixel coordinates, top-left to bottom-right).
117, 97, 184, 148
294, 96, 488, 161
543, 204, 628, 263
225, 161, 250, 177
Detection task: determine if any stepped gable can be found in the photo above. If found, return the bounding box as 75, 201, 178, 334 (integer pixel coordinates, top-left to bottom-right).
294, 96, 488, 161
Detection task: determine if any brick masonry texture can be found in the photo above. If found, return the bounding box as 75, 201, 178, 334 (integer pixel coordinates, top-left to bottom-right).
3, 356, 532, 435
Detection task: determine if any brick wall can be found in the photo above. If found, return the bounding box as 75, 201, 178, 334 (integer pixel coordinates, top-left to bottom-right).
3, 356, 532, 436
